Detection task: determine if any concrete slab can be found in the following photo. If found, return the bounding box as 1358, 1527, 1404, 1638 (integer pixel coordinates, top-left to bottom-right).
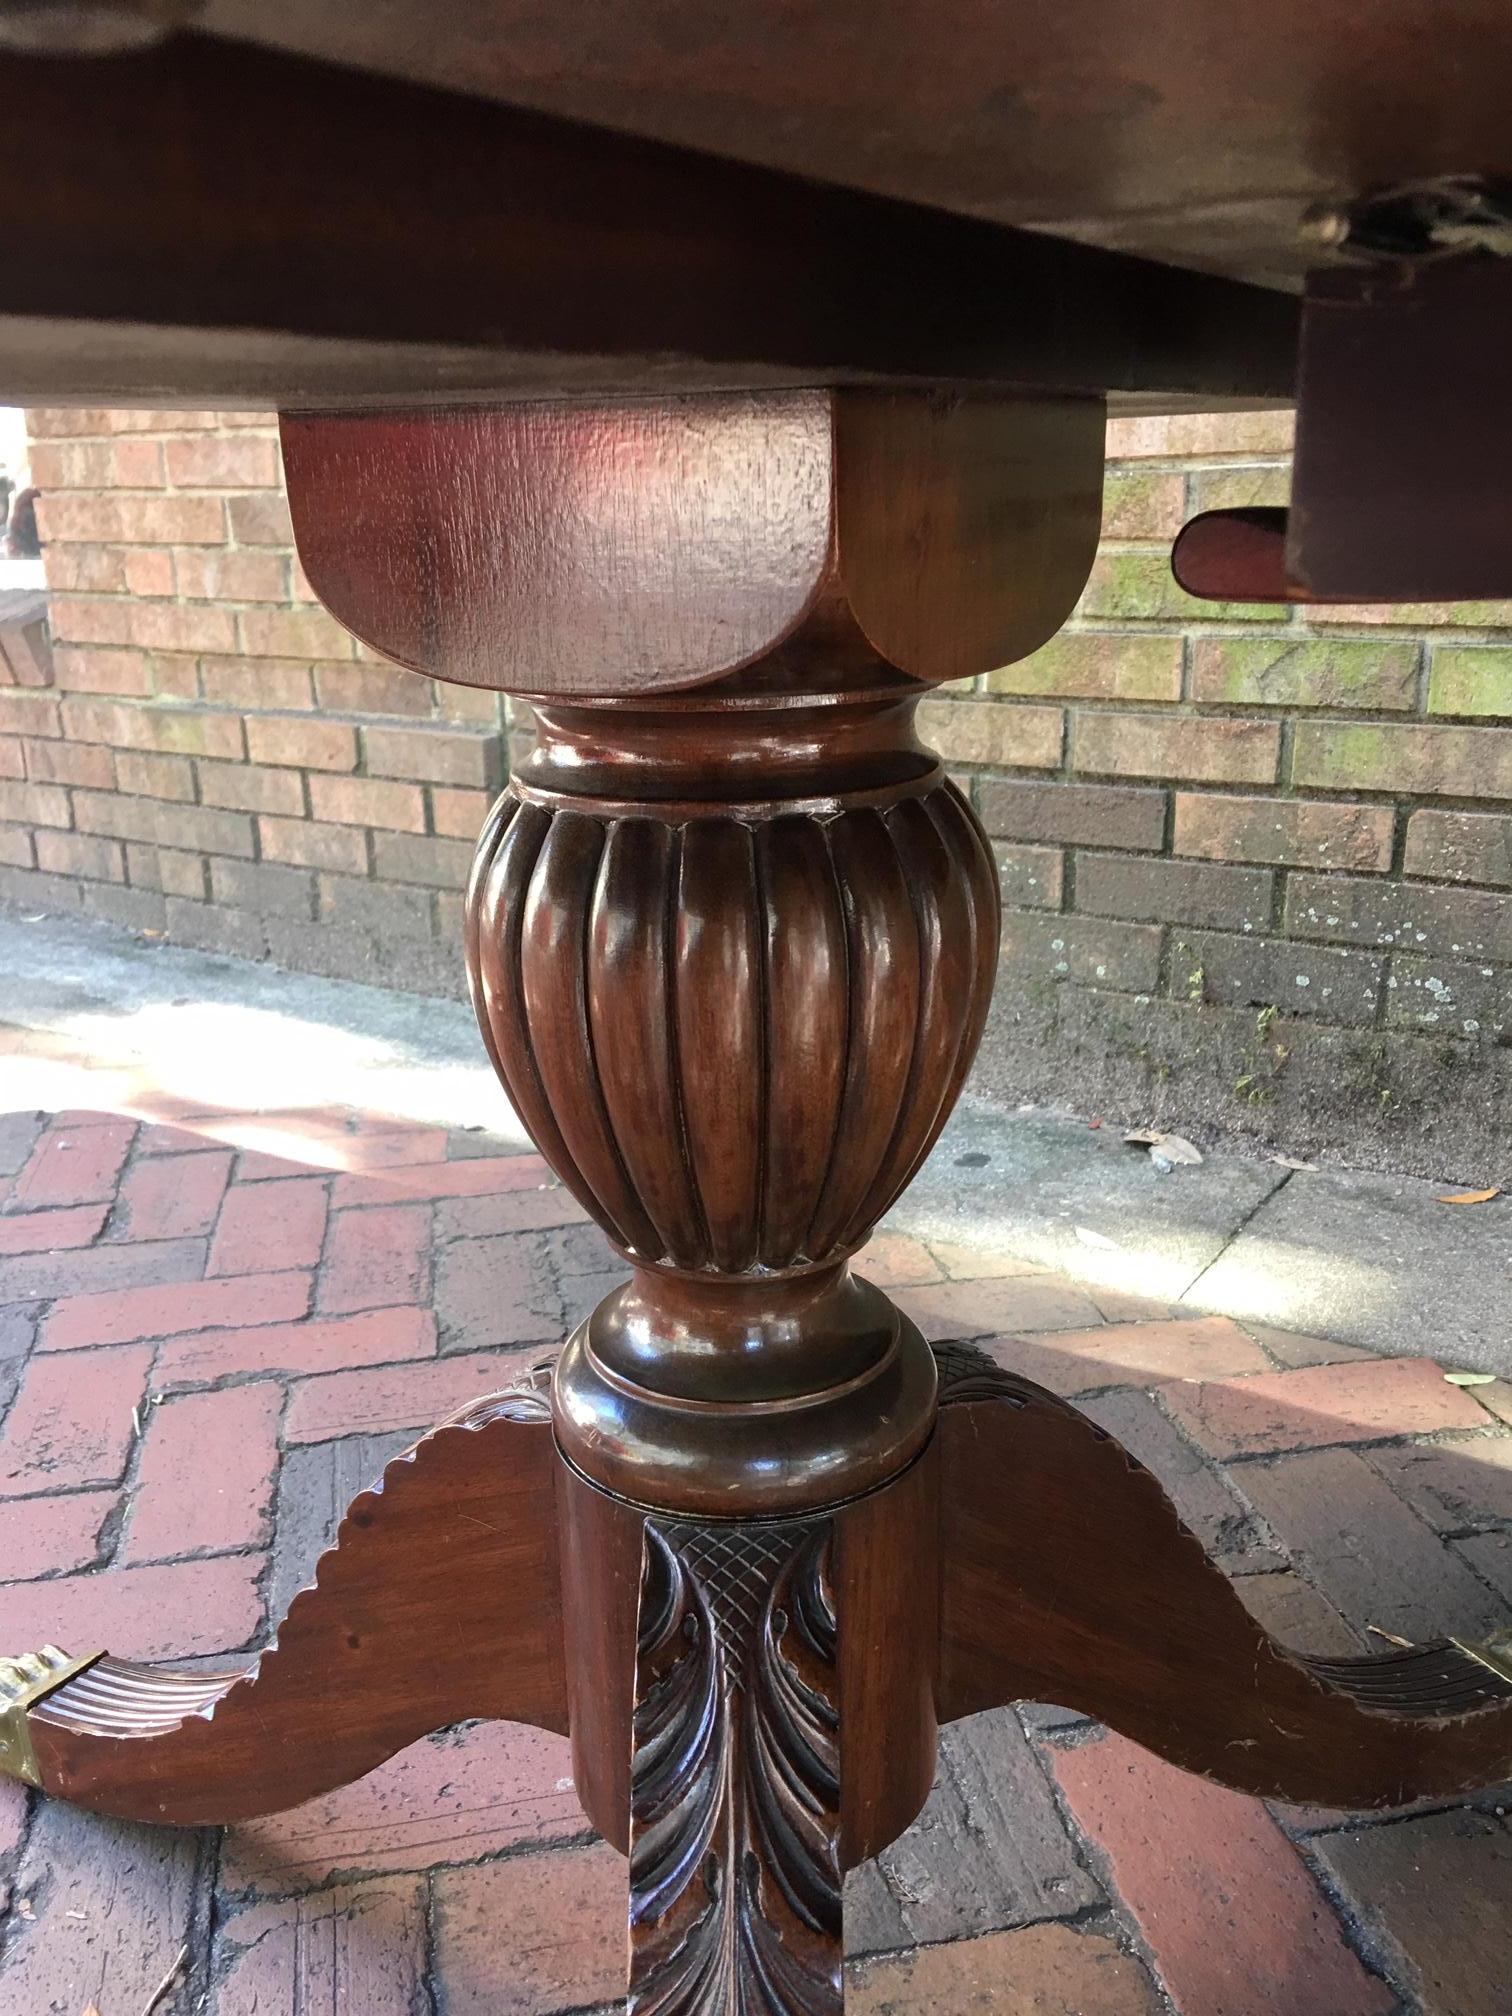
1183, 1168, 1512, 1371
890, 1099, 1289, 1305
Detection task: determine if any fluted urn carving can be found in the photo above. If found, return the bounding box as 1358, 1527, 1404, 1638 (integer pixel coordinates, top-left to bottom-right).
465, 714, 998, 1279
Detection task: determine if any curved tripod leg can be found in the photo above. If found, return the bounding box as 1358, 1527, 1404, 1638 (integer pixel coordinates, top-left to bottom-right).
0, 1366, 566, 1824
935, 1345, 1512, 1810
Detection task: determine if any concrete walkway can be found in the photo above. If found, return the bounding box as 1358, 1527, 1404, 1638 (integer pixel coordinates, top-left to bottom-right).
0, 910, 1503, 1371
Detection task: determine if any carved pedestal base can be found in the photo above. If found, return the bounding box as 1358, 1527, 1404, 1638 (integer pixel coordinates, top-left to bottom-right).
6, 389, 1512, 2013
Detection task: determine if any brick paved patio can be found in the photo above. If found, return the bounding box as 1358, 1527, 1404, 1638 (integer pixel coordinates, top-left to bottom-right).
0, 1040, 1509, 2011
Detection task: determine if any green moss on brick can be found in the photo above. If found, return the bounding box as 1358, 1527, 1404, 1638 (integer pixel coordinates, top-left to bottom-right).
1100, 468, 1186, 541
987, 632, 1179, 703
1079, 552, 1287, 625
1427, 647, 1512, 718
1193, 637, 1417, 711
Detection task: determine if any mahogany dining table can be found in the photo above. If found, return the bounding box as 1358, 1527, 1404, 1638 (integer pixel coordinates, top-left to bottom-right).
2, 7, 1512, 2009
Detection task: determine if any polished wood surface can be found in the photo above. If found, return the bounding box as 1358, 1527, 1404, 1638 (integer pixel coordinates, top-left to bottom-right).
1289, 260, 1512, 601
199, 0, 1512, 286
630, 1519, 843, 2013
0, 40, 1296, 409
286, 390, 1042, 1517
936, 1351, 1512, 1810
21, 1373, 566, 1824
281, 393, 1104, 696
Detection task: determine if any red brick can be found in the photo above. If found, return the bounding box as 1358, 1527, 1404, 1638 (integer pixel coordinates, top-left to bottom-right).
315, 661, 432, 716
433, 1234, 569, 1350
62, 695, 245, 758
284, 1345, 540, 1442
8, 1115, 134, 1208
309, 772, 427, 832
0, 1550, 262, 1657
339, 1123, 454, 1170
227, 489, 294, 544
31, 436, 165, 487
20, 737, 109, 791
0, 1798, 203, 2014
0, 1487, 113, 1578
35, 829, 126, 882
121, 1381, 280, 1562
1081, 1386, 1275, 1570
41, 1269, 311, 1351
916, 697, 1064, 769
0, 1231, 205, 1305
239, 605, 356, 660
973, 1318, 1272, 1397
432, 784, 494, 837
0, 1343, 152, 1495
165, 432, 279, 487
197, 756, 305, 815
259, 814, 371, 876
364, 722, 505, 789
113, 746, 196, 799
0, 1200, 106, 1254
125, 546, 177, 596
128, 599, 238, 655
1366, 1435, 1512, 1532
1237, 1447, 1507, 1644
1160, 1356, 1487, 1459
433, 1840, 624, 2016
38, 491, 227, 545
332, 1154, 554, 1208
53, 642, 154, 694
1403, 807, 1512, 885
154, 1305, 437, 1386
1051, 1729, 1393, 2016
1174, 792, 1396, 873
434, 1186, 592, 1238
202, 654, 314, 709
891, 1275, 1104, 1342
1238, 1569, 1365, 1657
208, 1176, 329, 1277
849, 1923, 1163, 2013
47, 593, 134, 647
224, 1721, 584, 1892
215, 1877, 429, 2014
135, 1119, 223, 1155
245, 713, 357, 771
1076, 853, 1273, 930
1075, 710, 1282, 785
110, 1146, 231, 1240
42, 542, 127, 592
1107, 411, 1296, 457
1311, 1808, 1512, 2014
318, 1202, 429, 1313
175, 546, 287, 601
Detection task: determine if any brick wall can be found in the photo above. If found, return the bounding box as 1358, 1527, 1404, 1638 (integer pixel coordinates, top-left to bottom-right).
3, 408, 509, 999
945, 412, 1512, 1171
3, 405, 1510, 1169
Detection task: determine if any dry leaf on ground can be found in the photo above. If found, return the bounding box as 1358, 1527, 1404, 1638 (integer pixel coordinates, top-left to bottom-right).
1436, 1186, 1501, 1204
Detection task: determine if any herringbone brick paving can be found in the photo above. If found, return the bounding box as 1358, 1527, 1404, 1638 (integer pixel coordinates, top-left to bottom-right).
0, 1041, 1509, 2011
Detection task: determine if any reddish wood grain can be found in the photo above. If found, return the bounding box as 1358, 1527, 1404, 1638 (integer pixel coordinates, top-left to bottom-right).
937, 1355, 1512, 1810
27, 1380, 566, 1825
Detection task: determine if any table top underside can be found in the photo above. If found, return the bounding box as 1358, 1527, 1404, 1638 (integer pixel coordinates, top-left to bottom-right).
3, 5, 1506, 409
